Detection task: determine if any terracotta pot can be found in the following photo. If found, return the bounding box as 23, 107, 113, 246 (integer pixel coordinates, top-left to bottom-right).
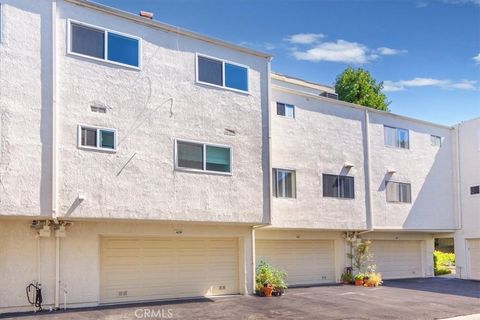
261, 286, 273, 297
355, 279, 364, 286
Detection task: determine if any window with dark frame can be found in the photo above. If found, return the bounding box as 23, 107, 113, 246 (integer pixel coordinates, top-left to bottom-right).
322, 174, 354, 199
431, 135, 442, 147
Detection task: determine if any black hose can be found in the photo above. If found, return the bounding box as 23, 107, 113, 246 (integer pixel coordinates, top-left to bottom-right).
26, 283, 43, 311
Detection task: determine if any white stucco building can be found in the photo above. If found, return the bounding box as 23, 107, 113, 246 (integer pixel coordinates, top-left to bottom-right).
0, 0, 477, 314
453, 118, 480, 280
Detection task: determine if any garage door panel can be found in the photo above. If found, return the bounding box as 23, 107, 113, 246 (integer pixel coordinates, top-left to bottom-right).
370, 241, 423, 279
467, 239, 480, 280
256, 240, 335, 286
101, 237, 239, 303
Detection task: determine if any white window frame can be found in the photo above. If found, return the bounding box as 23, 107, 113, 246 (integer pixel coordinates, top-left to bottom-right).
276, 102, 295, 119
195, 53, 250, 94
174, 138, 232, 175
67, 19, 142, 70
431, 135, 443, 147
273, 168, 297, 199
384, 125, 410, 149
385, 180, 412, 203
77, 124, 117, 152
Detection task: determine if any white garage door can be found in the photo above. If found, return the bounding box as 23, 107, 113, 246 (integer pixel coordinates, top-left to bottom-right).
467, 239, 480, 280
256, 240, 335, 286
100, 237, 239, 303
370, 240, 423, 279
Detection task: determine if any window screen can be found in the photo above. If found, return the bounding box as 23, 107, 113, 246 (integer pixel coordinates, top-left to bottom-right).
323, 174, 354, 199
431, 135, 442, 147
273, 169, 296, 198
81, 127, 97, 147
71, 23, 105, 59
386, 181, 411, 203
471, 185, 480, 195
198, 56, 223, 86
384, 126, 409, 149
177, 141, 204, 170
277, 102, 295, 118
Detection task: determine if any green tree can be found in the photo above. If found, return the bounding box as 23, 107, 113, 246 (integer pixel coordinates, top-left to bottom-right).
334, 67, 390, 111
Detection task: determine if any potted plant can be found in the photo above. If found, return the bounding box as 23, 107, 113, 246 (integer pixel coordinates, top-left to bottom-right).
341, 272, 353, 285
354, 273, 364, 286
364, 272, 383, 287
255, 261, 287, 297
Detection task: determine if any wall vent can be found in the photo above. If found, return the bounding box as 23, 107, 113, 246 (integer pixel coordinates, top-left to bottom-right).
320, 91, 338, 100
224, 128, 236, 136
91, 105, 107, 114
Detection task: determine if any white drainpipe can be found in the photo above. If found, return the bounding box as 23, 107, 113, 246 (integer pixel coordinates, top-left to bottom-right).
361, 109, 374, 234
51, 0, 60, 310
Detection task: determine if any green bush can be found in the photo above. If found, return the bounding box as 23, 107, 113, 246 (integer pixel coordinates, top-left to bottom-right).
433, 250, 455, 275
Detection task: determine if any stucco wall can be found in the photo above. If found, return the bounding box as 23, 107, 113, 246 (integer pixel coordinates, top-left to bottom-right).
453, 118, 480, 279
367, 113, 456, 230
270, 87, 368, 230
0, 0, 270, 224
0, 219, 254, 313
0, 0, 53, 218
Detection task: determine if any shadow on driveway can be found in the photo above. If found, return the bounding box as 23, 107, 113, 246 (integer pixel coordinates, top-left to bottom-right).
382, 277, 480, 299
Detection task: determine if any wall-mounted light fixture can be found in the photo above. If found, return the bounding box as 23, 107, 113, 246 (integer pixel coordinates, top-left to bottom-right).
387, 168, 396, 174
344, 162, 355, 169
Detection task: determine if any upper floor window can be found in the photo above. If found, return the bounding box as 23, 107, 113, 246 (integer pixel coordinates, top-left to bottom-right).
323, 174, 354, 199
196, 55, 248, 92
273, 168, 296, 198
175, 140, 231, 174
471, 185, 480, 195
431, 135, 442, 147
69, 20, 140, 68
78, 125, 116, 152
384, 126, 409, 149
386, 181, 411, 203
277, 102, 295, 118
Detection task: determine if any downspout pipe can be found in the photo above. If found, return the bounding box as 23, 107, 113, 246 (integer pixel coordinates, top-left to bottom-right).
51, 0, 60, 310
454, 124, 462, 230
360, 109, 374, 235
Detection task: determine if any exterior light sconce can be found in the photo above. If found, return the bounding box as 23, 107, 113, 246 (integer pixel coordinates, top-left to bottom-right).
175, 230, 183, 235
295, 235, 301, 239
344, 162, 355, 169
77, 193, 85, 202
387, 169, 396, 174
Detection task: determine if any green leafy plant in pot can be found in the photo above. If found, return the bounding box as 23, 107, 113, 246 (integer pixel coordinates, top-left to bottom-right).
255, 260, 288, 297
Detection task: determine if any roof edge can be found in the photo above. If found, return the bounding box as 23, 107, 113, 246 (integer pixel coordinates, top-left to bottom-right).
272, 83, 454, 130
64, 0, 272, 59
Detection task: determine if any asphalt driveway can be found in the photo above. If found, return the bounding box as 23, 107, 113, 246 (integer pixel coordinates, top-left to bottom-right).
2, 278, 479, 320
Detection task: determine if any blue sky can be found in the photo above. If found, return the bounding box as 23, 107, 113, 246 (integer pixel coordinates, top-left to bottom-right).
96, 0, 479, 126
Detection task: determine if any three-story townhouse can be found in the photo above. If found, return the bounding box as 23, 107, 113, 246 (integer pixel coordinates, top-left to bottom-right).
0, 0, 271, 311
256, 73, 457, 284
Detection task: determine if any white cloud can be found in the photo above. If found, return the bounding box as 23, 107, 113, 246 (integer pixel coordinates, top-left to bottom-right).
473, 53, 480, 64
416, 1, 428, 7
377, 47, 408, 55
292, 40, 377, 64
285, 33, 325, 45
442, 0, 480, 5
383, 77, 478, 92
